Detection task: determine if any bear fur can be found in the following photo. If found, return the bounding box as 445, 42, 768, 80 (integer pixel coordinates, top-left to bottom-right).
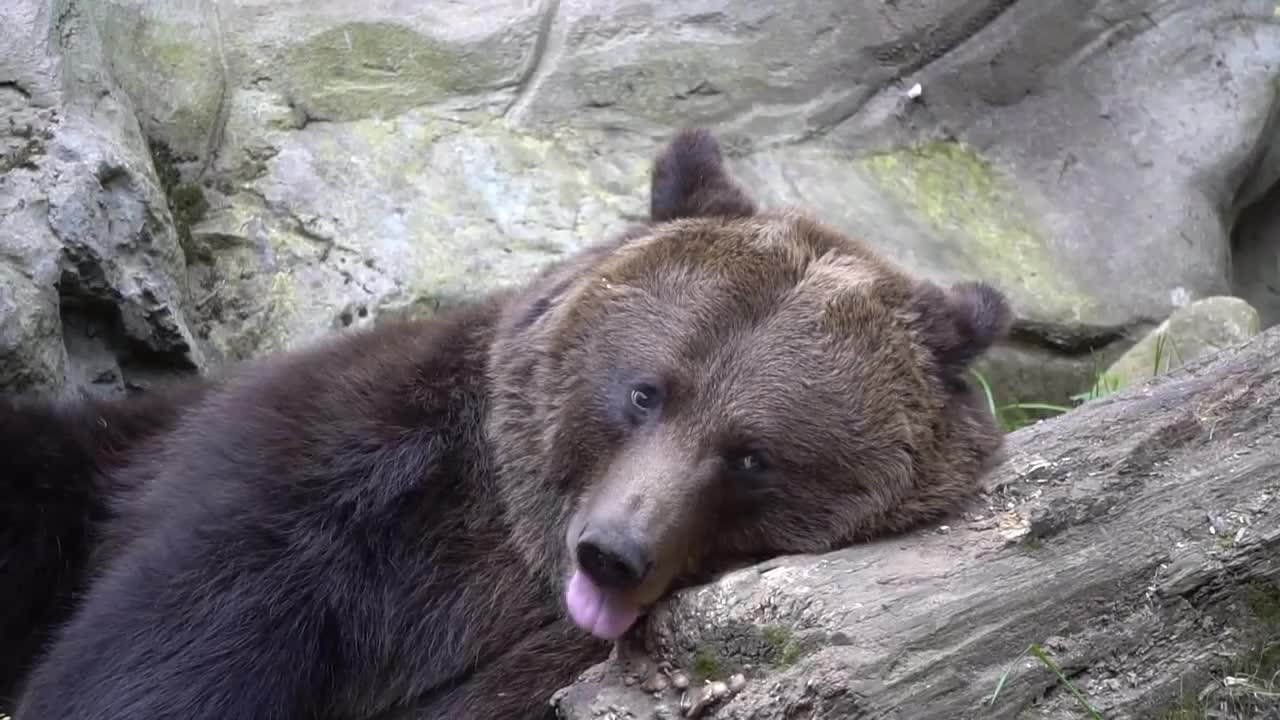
0, 128, 1013, 720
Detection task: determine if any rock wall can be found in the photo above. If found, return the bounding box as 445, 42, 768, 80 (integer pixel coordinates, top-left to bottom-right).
1, 0, 1278, 408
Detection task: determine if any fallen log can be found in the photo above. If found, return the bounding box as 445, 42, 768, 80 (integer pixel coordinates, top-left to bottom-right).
551, 325, 1280, 720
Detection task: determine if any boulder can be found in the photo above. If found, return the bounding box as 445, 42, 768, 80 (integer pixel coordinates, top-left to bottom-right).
0, 0, 204, 397
1096, 296, 1261, 396
551, 325, 1280, 720
1, 0, 1273, 404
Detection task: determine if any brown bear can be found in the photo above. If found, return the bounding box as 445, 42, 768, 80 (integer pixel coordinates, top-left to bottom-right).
0, 128, 1011, 720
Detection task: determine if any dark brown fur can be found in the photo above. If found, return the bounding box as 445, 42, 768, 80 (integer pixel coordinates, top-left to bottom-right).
0, 128, 1011, 719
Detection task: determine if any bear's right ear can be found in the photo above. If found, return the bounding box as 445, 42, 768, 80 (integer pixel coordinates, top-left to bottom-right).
912, 280, 1014, 381
649, 128, 757, 223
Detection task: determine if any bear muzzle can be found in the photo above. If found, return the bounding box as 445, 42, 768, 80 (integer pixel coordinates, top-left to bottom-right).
562, 433, 712, 640
576, 525, 654, 591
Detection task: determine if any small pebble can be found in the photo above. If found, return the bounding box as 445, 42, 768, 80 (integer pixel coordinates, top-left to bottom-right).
727, 673, 746, 692
670, 670, 689, 689
653, 704, 680, 720
641, 671, 670, 693
681, 680, 730, 718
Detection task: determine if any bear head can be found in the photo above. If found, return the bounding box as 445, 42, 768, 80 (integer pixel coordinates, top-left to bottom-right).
486, 128, 1013, 641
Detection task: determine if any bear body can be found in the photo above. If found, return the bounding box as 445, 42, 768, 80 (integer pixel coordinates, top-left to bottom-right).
4, 300, 607, 719
1, 129, 1012, 719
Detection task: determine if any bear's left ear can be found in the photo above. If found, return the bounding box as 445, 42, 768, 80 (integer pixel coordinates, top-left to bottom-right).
912, 280, 1014, 381
649, 128, 757, 223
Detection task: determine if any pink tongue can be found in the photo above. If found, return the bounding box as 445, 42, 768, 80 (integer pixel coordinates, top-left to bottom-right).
566, 569, 641, 640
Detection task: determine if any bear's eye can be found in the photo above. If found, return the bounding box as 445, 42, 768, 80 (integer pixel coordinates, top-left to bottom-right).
726, 449, 769, 473
629, 385, 660, 411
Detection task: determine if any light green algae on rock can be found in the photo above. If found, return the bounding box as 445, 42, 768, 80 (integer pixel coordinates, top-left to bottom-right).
193, 113, 651, 358
308, 118, 639, 309
282, 22, 505, 122
863, 140, 1097, 323
88, 4, 224, 160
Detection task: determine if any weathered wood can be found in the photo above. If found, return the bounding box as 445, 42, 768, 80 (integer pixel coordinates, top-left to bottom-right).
552, 326, 1280, 720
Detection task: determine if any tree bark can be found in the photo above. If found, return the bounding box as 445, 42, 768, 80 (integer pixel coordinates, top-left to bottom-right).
551, 326, 1280, 720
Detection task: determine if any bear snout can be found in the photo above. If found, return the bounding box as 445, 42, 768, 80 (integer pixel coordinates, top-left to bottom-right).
575, 526, 654, 590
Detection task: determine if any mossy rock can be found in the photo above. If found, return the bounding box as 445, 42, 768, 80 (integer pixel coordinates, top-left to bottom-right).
862, 139, 1099, 325
660, 619, 826, 684
280, 22, 507, 122
88, 1, 224, 161
1096, 296, 1260, 396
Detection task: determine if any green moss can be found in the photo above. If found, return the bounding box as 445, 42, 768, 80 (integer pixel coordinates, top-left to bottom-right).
90, 6, 223, 154
1155, 638, 1280, 720
761, 625, 789, 652
781, 643, 802, 666
282, 22, 505, 122
690, 645, 721, 682
761, 624, 804, 667
669, 623, 819, 685
171, 184, 209, 234
1246, 581, 1280, 626
0, 136, 46, 174
148, 139, 208, 254
1156, 691, 1201, 720
149, 139, 181, 195
1151, 582, 1280, 719
862, 140, 1097, 323
1249, 637, 1280, 677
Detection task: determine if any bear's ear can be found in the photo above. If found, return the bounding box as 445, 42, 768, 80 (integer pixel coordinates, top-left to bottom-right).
650, 128, 757, 223
912, 280, 1014, 380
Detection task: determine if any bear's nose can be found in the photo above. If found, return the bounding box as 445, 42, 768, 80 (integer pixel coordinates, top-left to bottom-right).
576, 529, 652, 590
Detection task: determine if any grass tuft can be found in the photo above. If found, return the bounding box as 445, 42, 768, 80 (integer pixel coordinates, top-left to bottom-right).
973, 331, 1182, 432
988, 643, 1105, 719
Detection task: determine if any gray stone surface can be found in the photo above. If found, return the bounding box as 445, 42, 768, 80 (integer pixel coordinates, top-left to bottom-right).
1233, 178, 1280, 329
1099, 295, 1261, 394
0, 0, 204, 397
0, 0, 68, 394
2, 0, 1277, 403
